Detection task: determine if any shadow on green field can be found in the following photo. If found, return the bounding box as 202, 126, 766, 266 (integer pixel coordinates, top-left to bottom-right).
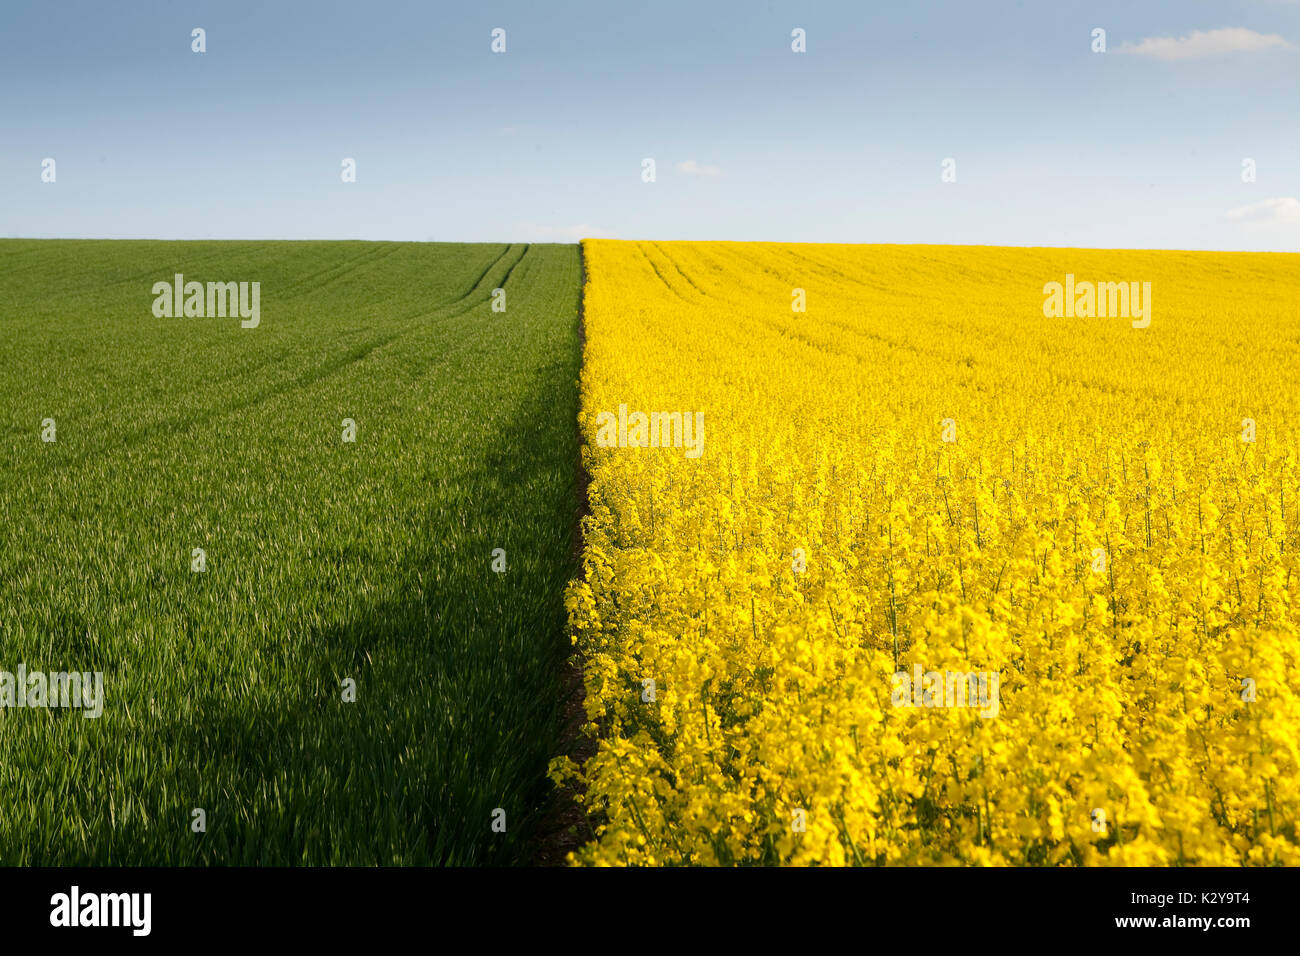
105, 338, 581, 866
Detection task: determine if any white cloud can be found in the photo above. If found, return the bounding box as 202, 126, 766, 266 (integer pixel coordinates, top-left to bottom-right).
516, 222, 619, 241
675, 159, 723, 177
1117, 27, 1292, 59
1225, 197, 1300, 223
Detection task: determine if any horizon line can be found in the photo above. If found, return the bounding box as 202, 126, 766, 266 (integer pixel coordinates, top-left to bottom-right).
2, 236, 1298, 255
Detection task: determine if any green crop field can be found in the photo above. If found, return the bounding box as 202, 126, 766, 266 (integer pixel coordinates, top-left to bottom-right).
0, 239, 582, 864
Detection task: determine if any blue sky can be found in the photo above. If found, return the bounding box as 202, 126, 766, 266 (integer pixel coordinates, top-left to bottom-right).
1, 0, 1297, 249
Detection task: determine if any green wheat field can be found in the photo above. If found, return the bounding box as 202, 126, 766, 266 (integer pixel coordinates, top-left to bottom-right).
0, 239, 581, 864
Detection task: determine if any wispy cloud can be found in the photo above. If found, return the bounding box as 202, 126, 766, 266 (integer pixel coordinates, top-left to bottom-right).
676, 159, 723, 178
1225, 197, 1300, 223
1117, 27, 1292, 60
516, 222, 619, 242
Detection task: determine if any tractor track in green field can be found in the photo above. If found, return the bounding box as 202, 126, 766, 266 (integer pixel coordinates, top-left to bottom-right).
278, 243, 408, 298
25, 243, 549, 478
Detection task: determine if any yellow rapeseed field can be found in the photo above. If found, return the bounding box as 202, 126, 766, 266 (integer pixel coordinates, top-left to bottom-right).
554, 239, 1300, 866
